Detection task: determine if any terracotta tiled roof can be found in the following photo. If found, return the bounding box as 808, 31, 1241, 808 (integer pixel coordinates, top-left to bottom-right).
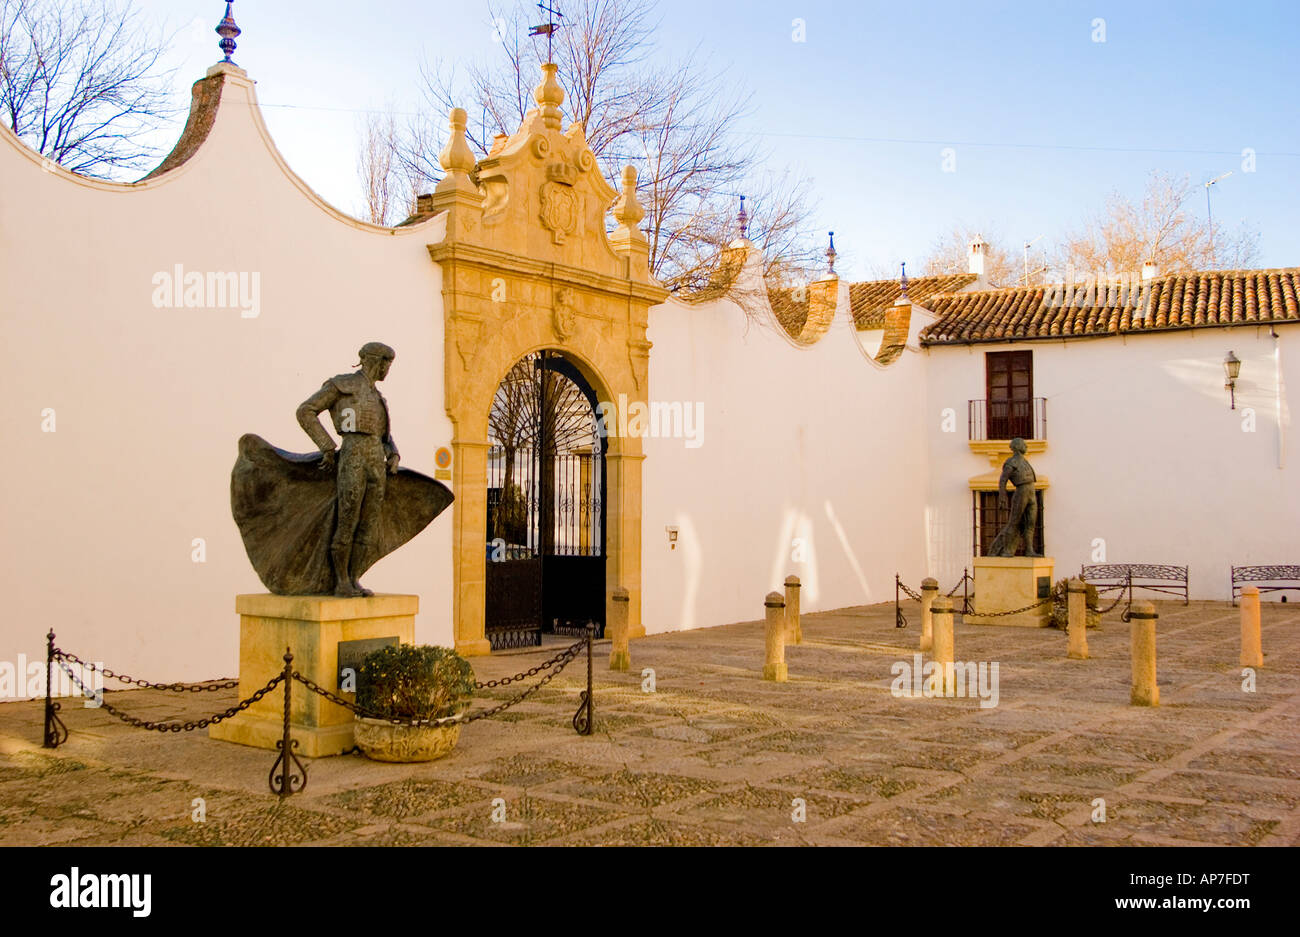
768, 287, 809, 335
920, 268, 1300, 345
850, 273, 978, 329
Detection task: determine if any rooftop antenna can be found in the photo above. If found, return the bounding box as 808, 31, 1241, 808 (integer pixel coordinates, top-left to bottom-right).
529, 2, 565, 64
1204, 172, 1232, 266
1022, 235, 1044, 286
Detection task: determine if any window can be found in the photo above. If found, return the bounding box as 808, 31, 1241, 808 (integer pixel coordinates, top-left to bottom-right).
974, 490, 1045, 557
985, 350, 1033, 440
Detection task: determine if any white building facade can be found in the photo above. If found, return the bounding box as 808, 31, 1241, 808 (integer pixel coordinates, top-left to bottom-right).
1, 56, 1296, 687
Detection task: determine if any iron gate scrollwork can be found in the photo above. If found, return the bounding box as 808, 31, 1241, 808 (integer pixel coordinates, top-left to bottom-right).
485, 350, 605, 650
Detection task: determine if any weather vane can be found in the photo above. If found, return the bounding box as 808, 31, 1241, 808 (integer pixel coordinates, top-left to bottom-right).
529, 2, 565, 64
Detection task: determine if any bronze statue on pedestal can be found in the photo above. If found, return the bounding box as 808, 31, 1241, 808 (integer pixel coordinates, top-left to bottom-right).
231, 343, 453, 596
987, 437, 1040, 558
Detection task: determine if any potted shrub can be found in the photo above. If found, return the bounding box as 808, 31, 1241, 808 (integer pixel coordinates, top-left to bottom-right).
1050, 578, 1100, 630
352, 644, 476, 763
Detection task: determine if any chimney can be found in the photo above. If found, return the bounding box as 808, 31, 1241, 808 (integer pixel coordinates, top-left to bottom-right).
969, 235, 987, 277
1142, 260, 1159, 281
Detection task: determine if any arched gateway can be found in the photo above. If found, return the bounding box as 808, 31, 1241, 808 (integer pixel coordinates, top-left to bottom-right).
427, 63, 667, 655
486, 349, 607, 648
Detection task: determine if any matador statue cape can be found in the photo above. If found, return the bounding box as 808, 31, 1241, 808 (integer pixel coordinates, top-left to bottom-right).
231, 343, 453, 596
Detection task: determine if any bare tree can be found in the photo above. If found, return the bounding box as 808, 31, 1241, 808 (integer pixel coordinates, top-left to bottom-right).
357, 110, 400, 225
920, 228, 1019, 286
0, 0, 178, 177
415, 0, 822, 296
488, 354, 592, 546
1054, 170, 1260, 275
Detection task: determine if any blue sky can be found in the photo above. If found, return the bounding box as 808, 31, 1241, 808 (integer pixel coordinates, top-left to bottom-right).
135, 0, 1299, 279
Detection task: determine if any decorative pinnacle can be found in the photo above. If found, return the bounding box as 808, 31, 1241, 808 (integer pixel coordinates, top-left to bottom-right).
826, 231, 837, 275
614, 165, 645, 229
900, 261, 909, 297
439, 108, 476, 176
533, 62, 565, 130
737, 195, 749, 239
215, 2, 241, 65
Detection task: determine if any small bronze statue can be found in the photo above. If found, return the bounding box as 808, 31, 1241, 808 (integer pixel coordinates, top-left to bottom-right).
986, 437, 1040, 557
231, 343, 453, 597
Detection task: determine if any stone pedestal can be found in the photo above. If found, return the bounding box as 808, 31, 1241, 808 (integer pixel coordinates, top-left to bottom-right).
209, 594, 417, 757
966, 557, 1054, 628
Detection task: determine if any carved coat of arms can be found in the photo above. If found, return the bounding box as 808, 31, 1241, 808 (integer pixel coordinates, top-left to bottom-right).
539, 163, 580, 244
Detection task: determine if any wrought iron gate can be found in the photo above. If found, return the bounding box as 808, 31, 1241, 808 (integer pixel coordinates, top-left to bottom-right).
485, 350, 605, 650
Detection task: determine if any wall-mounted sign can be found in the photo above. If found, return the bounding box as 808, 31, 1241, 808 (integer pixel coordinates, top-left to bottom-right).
435, 447, 452, 469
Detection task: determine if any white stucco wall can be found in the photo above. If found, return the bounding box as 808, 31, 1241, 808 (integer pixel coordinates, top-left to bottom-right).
923, 326, 1299, 598
2, 64, 1295, 702
0, 68, 456, 688
642, 266, 931, 633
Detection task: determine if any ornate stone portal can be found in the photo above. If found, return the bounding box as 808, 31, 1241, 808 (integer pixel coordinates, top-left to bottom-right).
429, 63, 668, 656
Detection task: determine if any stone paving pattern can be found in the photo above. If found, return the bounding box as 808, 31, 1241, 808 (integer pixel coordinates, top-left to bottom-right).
1, 600, 1297, 846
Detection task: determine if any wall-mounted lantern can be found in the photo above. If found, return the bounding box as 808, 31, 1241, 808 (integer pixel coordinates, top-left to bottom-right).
1224, 351, 1242, 409
666, 526, 679, 550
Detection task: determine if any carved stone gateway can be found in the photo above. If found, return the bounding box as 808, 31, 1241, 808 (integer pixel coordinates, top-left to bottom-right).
428, 63, 668, 656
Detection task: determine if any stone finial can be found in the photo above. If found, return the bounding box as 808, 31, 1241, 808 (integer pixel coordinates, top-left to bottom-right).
534, 63, 565, 130
435, 108, 479, 197
737, 195, 749, 239
610, 164, 650, 277
612, 165, 646, 237
440, 108, 475, 175
900, 261, 909, 298
215, 2, 241, 64
825, 231, 837, 276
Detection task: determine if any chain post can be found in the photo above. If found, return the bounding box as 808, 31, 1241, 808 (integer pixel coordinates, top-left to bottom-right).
269, 647, 307, 798
572, 623, 594, 735
43, 629, 66, 749
963, 568, 970, 616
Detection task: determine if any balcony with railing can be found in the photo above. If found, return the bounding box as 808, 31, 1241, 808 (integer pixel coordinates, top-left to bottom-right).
968, 397, 1047, 442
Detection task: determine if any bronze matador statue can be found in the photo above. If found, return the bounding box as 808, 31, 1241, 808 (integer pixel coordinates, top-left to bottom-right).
231, 343, 453, 596
986, 437, 1040, 558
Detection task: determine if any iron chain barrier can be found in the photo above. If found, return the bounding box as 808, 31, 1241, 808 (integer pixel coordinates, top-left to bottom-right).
55, 658, 283, 733
895, 570, 972, 628
40, 625, 598, 798
896, 568, 1134, 629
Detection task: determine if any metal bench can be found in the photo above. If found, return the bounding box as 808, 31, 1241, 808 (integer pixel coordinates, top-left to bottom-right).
1080, 563, 1189, 605
1231, 565, 1300, 605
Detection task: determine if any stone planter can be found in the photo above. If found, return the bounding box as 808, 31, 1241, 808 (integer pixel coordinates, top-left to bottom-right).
353, 716, 462, 763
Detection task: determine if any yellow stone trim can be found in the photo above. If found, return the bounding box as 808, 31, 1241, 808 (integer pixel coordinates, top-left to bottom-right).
968, 438, 1047, 467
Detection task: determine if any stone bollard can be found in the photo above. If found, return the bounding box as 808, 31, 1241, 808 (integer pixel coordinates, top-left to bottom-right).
609, 587, 631, 671
1240, 586, 1263, 668
930, 596, 955, 696
785, 576, 802, 645
920, 578, 939, 652
763, 591, 787, 682
1129, 600, 1158, 706
1066, 578, 1089, 660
